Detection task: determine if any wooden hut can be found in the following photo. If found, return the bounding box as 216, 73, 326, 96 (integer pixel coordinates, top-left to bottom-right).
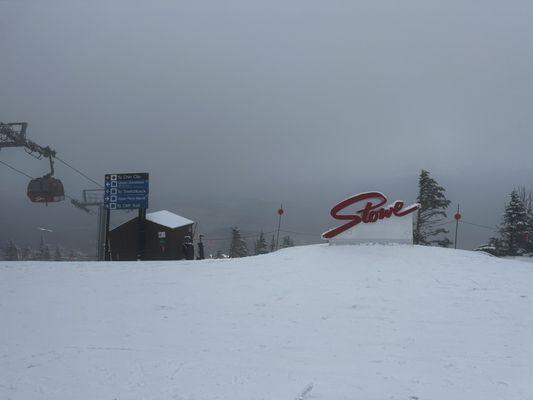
110, 210, 194, 261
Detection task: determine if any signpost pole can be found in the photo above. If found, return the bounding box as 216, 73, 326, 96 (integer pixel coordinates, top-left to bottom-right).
275, 205, 284, 250
198, 234, 205, 260
137, 208, 146, 261
454, 204, 461, 249
104, 207, 111, 261
97, 205, 106, 261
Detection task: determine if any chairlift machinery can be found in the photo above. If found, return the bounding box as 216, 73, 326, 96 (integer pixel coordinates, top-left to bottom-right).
0, 122, 65, 203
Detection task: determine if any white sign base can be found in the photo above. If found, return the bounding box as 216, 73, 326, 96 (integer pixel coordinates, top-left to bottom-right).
327, 214, 415, 245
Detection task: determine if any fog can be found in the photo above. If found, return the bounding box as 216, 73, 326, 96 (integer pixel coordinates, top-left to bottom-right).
1, 0, 533, 255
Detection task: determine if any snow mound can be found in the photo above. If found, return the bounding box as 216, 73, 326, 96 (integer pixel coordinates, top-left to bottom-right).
1, 244, 532, 399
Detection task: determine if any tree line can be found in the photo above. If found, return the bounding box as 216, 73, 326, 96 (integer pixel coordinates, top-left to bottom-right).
412, 169, 533, 257
2, 236, 85, 261
217, 228, 294, 259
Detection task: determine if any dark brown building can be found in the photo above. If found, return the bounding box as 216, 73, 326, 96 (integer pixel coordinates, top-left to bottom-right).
110, 210, 195, 261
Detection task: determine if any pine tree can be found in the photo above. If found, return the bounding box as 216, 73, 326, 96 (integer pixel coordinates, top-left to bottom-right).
38, 236, 51, 261
270, 235, 276, 252
54, 246, 63, 261
254, 231, 269, 255
4, 240, 19, 261
498, 190, 529, 256
484, 237, 506, 257
517, 187, 533, 253
229, 227, 248, 258
280, 235, 294, 248
42, 245, 51, 261
413, 170, 452, 247
21, 246, 32, 261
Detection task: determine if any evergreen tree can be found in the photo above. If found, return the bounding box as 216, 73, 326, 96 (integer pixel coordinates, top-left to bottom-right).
414, 170, 452, 247
21, 246, 32, 261
42, 245, 51, 261
484, 237, 507, 257
38, 236, 51, 261
4, 240, 19, 261
517, 187, 533, 252
474, 241, 501, 256
254, 231, 269, 255
498, 190, 529, 256
54, 246, 63, 261
229, 227, 248, 258
280, 235, 294, 248
270, 235, 276, 252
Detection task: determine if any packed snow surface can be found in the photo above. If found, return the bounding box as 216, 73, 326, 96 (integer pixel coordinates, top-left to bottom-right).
1, 244, 532, 400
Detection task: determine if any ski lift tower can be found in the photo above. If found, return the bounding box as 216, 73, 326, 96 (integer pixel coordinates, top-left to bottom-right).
71, 189, 106, 260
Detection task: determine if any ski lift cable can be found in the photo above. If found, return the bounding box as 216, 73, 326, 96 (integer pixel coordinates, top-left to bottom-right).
432, 220, 455, 227
423, 219, 496, 230
205, 228, 322, 241
206, 230, 278, 241
0, 159, 34, 179
279, 229, 320, 237
55, 156, 103, 189
460, 220, 498, 231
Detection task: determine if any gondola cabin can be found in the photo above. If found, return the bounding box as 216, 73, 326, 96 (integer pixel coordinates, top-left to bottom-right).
110, 210, 195, 261
27, 175, 65, 203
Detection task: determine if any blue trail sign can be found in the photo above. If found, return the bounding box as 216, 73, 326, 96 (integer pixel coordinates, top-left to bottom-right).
104, 173, 149, 210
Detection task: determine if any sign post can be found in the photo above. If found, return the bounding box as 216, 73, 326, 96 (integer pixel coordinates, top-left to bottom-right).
137, 208, 147, 260
454, 204, 461, 249
104, 173, 149, 261
104, 207, 111, 261
198, 234, 205, 260
276, 205, 284, 250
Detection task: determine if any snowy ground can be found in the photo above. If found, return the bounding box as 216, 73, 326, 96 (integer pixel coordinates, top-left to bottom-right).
1, 244, 532, 400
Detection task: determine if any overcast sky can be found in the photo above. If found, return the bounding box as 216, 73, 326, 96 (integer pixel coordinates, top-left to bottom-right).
1, 0, 533, 253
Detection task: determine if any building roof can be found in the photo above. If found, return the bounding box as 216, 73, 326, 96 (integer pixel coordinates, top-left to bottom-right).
112, 209, 194, 231
146, 210, 194, 229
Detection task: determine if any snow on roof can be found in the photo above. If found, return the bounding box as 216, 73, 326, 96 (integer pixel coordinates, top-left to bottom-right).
146, 210, 194, 229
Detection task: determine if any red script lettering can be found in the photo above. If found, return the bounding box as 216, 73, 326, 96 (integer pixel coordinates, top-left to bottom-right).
322, 192, 419, 239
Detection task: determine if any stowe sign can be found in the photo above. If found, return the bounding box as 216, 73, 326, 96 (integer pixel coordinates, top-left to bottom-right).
322, 191, 419, 244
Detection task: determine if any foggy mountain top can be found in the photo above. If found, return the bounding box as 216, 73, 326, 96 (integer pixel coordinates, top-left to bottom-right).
1, 1, 533, 252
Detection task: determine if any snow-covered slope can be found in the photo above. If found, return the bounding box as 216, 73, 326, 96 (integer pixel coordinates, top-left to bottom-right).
1, 245, 532, 400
